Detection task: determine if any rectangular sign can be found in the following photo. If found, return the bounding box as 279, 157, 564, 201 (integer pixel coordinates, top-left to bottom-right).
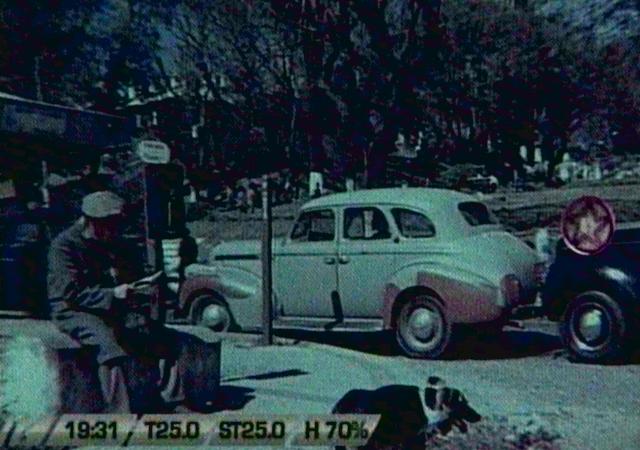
1, 104, 67, 136
137, 140, 171, 164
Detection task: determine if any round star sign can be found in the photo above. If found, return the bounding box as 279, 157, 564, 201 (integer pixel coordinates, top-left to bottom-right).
561, 196, 616, 255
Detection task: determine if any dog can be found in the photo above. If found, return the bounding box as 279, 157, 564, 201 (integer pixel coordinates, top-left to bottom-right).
331, 377, 481, 450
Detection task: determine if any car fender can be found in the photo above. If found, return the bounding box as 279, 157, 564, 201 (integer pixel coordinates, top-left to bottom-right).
382, 262, 501, 327
543, 263, 639, 321
179, 264, 263, 329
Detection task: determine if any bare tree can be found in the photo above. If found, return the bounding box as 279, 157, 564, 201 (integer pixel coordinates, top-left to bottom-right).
157, 0, 300, 175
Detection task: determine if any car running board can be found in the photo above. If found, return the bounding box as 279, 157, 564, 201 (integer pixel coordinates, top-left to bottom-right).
273, 317, 384, 332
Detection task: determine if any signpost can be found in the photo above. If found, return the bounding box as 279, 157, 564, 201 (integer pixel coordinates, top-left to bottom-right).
136, 140, 171, 164
261, 175, 273, 345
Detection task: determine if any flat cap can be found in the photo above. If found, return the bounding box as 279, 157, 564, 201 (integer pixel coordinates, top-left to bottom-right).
81, 191, 124, 218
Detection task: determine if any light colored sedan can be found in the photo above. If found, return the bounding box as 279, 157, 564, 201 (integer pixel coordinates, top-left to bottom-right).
179, 188, 541, 358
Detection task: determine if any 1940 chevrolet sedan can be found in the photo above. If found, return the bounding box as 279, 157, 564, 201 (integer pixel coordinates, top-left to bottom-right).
179, 188, 541, 358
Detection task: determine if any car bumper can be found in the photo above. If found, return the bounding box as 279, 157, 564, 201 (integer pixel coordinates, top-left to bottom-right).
519, 286, 539, 306
504, 286, 542, 319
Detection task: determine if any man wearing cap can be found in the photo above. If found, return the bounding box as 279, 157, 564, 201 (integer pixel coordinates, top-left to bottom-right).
47, 191, 184, 413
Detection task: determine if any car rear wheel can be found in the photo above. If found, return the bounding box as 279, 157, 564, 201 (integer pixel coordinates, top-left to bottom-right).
191, 294, 234, 332
559, 290, 630, 363
395, 295, 452, 359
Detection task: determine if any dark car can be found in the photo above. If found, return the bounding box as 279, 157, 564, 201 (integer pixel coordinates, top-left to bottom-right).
541, 223, 640, 363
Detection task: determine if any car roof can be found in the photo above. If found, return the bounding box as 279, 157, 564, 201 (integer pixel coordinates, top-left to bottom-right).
302, 188, 477, 210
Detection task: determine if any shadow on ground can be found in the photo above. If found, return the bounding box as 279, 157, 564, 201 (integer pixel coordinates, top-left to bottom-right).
445, 327, 562, 360
275, 325, 563, 361
563, 346, 640, 366
222, 369, 309, 383
276, 329, 401, 356
207, 385, 255, 412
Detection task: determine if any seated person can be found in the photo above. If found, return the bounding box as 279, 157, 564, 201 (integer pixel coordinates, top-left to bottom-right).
47, 191, 186, 413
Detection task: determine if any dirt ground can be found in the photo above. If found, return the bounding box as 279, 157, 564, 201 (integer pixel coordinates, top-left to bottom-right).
267, 319, 640, 450
180, 180, 640, 450
1, 323, 638, 449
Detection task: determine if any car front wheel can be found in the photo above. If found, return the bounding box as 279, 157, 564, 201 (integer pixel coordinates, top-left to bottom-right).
560, 290, 630, 363
191, 294, 234, 332
395, 295, 452, 359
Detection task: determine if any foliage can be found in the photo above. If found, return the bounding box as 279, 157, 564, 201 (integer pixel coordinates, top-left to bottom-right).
0, 0, 104, 103
0, 0, 638, 182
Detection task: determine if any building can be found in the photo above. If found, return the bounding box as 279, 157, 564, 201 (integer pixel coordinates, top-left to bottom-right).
0, 90, 132, 198
0, 91, 133, 315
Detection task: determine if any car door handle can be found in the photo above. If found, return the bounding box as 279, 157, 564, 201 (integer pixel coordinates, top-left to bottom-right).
324, 257, 336, 265
338, 255, 350, 264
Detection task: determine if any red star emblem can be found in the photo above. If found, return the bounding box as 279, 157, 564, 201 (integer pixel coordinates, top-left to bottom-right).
561, 196, 615, 255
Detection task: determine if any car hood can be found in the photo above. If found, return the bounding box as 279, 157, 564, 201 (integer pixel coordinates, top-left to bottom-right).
211, 239, 262, 259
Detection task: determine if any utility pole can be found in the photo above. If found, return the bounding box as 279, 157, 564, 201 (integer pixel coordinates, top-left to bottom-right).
261, 174, 273, 345
34, 56, 43, 101
34, 55, 48, 210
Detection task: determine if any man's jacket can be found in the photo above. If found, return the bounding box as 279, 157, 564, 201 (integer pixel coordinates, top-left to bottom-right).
47, 221, 142, 316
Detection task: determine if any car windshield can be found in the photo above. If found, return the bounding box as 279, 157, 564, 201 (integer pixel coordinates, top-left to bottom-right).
290, 209, 335, 242
458, 202, 498, 226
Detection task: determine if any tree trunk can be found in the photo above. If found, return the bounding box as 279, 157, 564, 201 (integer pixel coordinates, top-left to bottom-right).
363, 147, 369, 188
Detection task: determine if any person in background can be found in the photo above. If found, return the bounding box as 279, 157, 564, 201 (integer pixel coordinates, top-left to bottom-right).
178, 227, 198, 286
284, 175, 293, 203
246, 185, 256, 214
312, 182, 322, 198
225, 184, 234, 210
236, 186, 247, 213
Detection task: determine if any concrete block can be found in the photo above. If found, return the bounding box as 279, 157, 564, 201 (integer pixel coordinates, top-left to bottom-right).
168, 325, 222, 409
0, 335, 103, 420
0, 320, 221, 415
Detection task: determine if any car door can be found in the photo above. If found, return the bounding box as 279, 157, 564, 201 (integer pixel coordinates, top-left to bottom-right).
274, 208, 338, 317
337, 206, 400, 318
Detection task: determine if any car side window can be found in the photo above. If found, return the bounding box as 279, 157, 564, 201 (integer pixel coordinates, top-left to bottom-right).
344, 207, 391, 240
290, 209, 335, 242
391, 208, 436, 238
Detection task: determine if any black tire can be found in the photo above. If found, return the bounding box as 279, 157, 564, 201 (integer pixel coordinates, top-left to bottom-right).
559, 290, 630, 363
190, 294, 235, 332
395, 295, 452, 359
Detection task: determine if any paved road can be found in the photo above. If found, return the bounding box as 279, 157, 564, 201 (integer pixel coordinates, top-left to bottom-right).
218, 320, 640, 450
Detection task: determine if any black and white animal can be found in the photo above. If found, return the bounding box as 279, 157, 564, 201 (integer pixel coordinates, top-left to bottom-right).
331, 377, 481, 450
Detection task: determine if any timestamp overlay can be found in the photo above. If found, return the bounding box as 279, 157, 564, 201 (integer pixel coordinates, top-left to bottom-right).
8, 414, 380, 447
46, 414, 138, 447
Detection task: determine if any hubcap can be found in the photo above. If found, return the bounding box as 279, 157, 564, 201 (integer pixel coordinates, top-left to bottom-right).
578, 309, 605, 343
400, 305, 445, 354
200, 304, 230, 331
409, 308, 438, 341
570, 302, 611, 349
